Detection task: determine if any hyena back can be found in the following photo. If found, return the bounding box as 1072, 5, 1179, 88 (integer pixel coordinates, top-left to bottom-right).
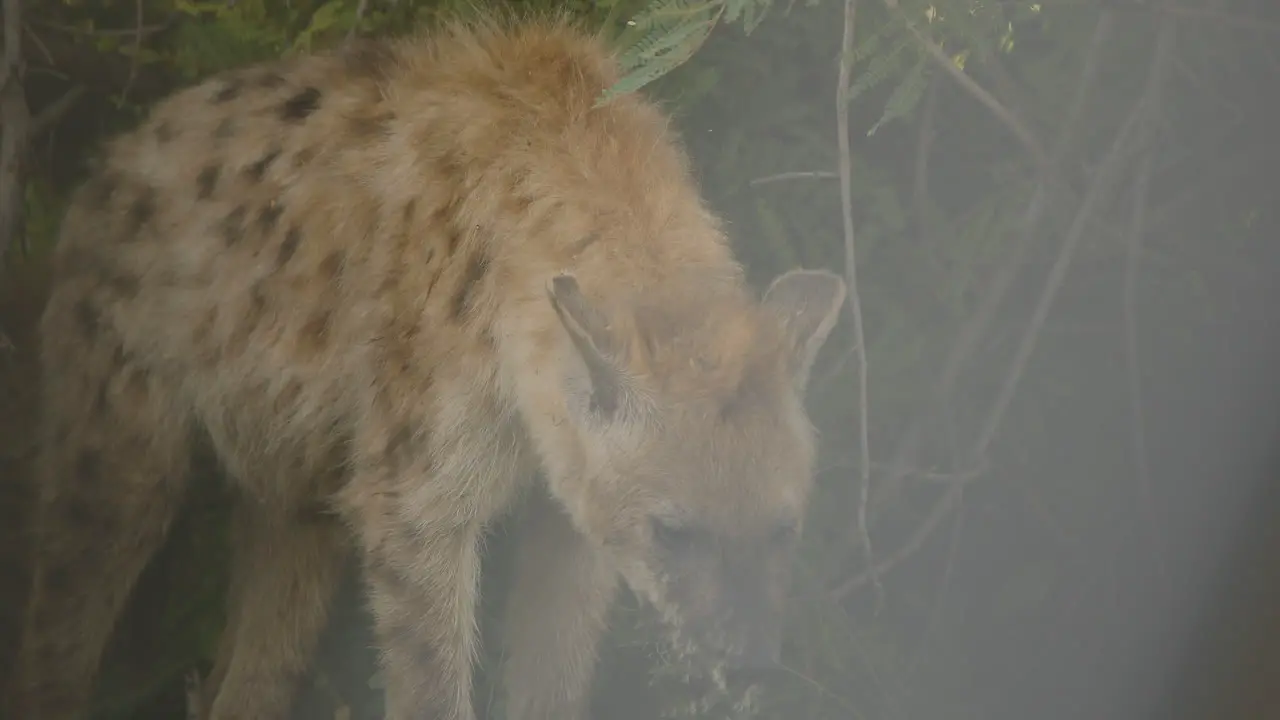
8, 13, 845, 720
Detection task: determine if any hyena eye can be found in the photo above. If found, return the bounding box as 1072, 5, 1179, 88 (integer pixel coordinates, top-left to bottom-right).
650, 516, 701, 548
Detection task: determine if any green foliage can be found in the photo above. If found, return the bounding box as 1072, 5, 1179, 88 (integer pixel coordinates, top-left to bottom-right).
601, 0, 778, 105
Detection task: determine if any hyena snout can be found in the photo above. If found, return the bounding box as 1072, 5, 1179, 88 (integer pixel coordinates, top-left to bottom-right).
717, 612, 784, 687
663, 543, 791, 683
712, 587, 785, 683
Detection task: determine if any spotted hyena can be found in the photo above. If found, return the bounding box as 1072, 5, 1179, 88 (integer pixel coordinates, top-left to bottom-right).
7, 12, 845, 720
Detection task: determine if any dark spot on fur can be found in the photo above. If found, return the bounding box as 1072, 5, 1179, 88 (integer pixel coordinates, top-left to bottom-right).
436, 152, 464, 184
348, 112, 394, 139
273, 380, 303, 412
213, 77, 243, 103
385, 425, 414, 461
120, 367, 149, 403
197, 165, 220, 199
73, 298, 99, 339
193, 307, 217, 345
423, 255, 445, 300
258, 202, 284, 231
220, 205, 247, 247
342, 40, 398, 81
319, 251, 344, 280
257, 72, 287, 89
248, 285, 267, 323
450, 251, 489, 322
228, 287, 266, 359
246, 147, 281, 181
105, 272, 141, 300
445, 231, 462, 258
252, 283, 270, 311
155, 121, 174, 143
83, 172, 118, 210
277, 227, 301, 269
92, 382, 110, 417
126, 188, 156, 233
377, 263, 402, 298
214, 118, 236, 140
74, 450, 101, 486
61, 494, 99, 530
293, 147, 317, 168
402, 200, 416, 224
281, 87, 322, 121
298, 308, 332, 354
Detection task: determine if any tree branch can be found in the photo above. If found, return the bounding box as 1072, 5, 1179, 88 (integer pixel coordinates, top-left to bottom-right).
883, 0, 1047, 169
971, 19, 1170, 461
1, 0, 30, 273
1122, 17, 1178, 593
832, 8, 1129, 602
836, 0, 881, 611
748, 170, 838, 186
347, 0, 371, 43
119, 0, 145, 103
910, 77, 938, 237
870, 8, 1117, 519
30, 85, 86, 138
837, 8, 1179, 601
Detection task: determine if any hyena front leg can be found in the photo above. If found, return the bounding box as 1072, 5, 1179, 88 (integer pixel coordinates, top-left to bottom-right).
338, 440, 485, 720
353, 520, 482, 720
499, 486, 619, 720
201, 498, 348, 720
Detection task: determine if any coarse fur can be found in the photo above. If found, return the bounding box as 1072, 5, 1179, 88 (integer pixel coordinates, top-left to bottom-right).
6, 10, 846, 720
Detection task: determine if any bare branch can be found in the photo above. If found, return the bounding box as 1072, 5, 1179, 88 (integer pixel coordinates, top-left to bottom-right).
347, 0, 371, 43
839, 14, 1173, 598
30, 85, 86, 138
832, 482, 963, 598
748, 170, 838, 186
971, 18, 1172, 460
836, 0, 880, 612
910, 77, 938, 235
29, 18, 171, 38
1122, 18, 1178, 592
0, 0, 20, 89
870, 8, 1116, 519
1152, 3, 1280, 34
120, 0, 145, 103
883, 0, 1047, 169
832, 8, 1128, 601
184, 669, 206, 720
1047, 10, 1115, 164
1, 0, 31, 273
22, 24, 54, 67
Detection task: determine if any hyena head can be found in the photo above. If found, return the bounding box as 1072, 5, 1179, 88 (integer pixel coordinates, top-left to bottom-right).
547, 267, 846, 683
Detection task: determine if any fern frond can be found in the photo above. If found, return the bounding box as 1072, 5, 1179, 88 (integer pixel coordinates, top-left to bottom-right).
867, 54, 929, 136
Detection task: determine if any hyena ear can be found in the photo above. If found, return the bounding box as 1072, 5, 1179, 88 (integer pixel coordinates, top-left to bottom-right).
547, 274, 626, 420
762, 268, 847, 392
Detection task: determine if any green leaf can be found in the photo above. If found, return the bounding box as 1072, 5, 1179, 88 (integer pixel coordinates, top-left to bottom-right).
867, 54, 928, 136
